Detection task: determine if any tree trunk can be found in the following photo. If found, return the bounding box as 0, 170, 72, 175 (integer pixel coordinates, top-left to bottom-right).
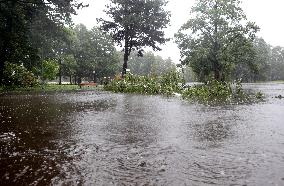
122, 29, 130, 77
122, 51, 128, 77
70, 75, 72, 85
212, 1, 221, 82
58, 58, 62, 85
214, 70, 220, 81
78, 77, 82, 84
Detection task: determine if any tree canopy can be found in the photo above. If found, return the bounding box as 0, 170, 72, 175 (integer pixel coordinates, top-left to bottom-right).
0, 0, 86, 85
72, 24, 120, 83
175, 0, 259, 82
99, 0, 171, 76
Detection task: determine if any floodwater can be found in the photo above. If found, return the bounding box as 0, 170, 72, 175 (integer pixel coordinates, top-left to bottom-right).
0, 83, 284, 186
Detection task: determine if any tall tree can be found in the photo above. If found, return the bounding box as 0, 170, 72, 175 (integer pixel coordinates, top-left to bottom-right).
175, 0, 259, 82
99, 0, 171, 76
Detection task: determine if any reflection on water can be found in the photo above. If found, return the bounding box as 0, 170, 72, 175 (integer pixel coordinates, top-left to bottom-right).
0, 83, 284, 185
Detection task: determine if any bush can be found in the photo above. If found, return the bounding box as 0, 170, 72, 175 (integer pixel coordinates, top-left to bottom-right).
182, 79, 263, 104
104, 71, 184, 95
2, 62, 39, 89
182, 80, 232, 103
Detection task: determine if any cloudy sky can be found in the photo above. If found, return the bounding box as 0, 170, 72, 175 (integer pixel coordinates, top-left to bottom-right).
73, 0, 284, 63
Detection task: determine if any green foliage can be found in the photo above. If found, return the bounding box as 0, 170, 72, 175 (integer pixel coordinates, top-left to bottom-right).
62, 54, 78, 78
104, 71, 183, 95
99, 0, 171, 75
182, 80, 233, 103
175, 0, 259, 82
105, 72, 263, 104
160, 71, 184, 94
2, 62, 38, 89
0, 0, 86, 85
182, 79, 262, 104
73, 24, 120, 81
42, 59, 59, 81
255, 91, 265, 100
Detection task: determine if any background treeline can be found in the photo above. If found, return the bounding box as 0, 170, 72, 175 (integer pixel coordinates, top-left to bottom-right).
34, 24, 121, 84
234, 37, 284, 82
127, 51, 176, 76
183, 38, 284, 82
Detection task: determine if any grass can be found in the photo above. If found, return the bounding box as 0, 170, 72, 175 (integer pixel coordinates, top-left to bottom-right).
0, 84, 86, 92
40, 84, 81, 91
0, 83, 107, 93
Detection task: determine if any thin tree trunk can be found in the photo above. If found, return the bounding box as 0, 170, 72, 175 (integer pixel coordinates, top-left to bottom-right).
214, 70, 220, 81
59, 58, 62, 85
122, 28, 130, 77
122, 51, 128, 77
213, 1, 221, 81
78, 77, 82, 84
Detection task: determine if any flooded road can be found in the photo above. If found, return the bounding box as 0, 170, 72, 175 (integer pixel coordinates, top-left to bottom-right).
0, 83, 284, 185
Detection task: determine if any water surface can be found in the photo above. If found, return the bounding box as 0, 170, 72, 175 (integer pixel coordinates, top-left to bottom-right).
0, 83, 284, 185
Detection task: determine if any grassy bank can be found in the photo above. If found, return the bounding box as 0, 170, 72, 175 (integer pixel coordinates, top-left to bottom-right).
0, 84, 82, 92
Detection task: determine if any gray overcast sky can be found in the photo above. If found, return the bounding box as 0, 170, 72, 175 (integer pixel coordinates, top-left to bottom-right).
73, 0, 284, 63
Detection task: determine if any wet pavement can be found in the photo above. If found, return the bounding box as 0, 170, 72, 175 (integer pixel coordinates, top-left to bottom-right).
0, 83, 284, 185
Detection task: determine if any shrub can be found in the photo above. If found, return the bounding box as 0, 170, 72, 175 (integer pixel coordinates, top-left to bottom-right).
182, 79, 262, 104
105, 71, 184, 95
2, 62, 39, 88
